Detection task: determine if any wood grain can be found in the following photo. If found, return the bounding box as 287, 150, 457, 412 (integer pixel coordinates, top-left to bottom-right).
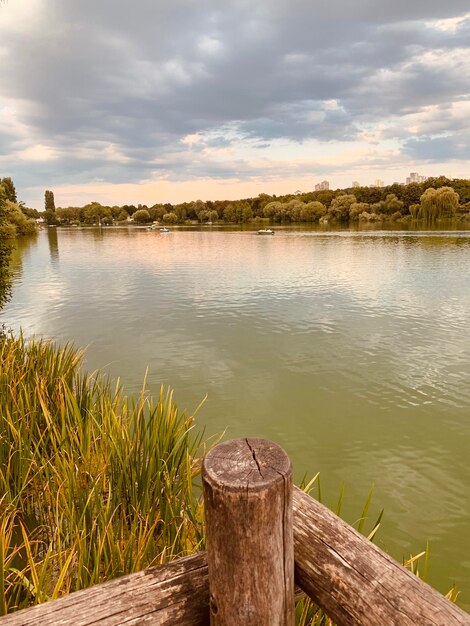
202, 438, 294, 626
0, 552, 210, 626
293, 486, 470, 626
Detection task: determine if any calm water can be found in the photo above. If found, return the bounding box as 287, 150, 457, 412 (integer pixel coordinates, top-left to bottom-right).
3, 226, 470, 606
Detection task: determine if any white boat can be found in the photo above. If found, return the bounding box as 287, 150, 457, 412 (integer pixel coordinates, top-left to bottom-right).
258, 229, 274, 235
160, 227, 170, 233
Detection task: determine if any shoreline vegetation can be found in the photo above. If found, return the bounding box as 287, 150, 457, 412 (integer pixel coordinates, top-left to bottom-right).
49, 178, 470, 227
1, 175, 470, 230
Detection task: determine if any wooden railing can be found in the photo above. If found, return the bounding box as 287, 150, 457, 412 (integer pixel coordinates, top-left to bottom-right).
1, 438, 469, 625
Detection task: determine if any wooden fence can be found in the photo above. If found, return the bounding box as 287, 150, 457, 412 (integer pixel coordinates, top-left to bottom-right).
1, 438, 469, 625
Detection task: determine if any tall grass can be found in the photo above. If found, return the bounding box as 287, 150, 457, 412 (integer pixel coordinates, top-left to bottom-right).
0, 333, 207, 614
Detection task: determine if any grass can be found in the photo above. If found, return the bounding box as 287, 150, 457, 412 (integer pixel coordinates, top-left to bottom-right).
0, 332, 208, 614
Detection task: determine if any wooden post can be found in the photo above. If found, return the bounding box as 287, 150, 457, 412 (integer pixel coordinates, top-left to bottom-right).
202, 438, 294, 626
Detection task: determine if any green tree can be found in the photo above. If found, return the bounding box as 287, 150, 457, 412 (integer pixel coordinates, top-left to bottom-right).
418, 187, 459, 222
401, 183, 422, 210
223, 204, 237, 223
80, 202, 112, 225
18, 205, 39, 219
251, 193, 274, 216
349, 202, 371, 220
240, 204, 253, 223
327, 194, 357, 222
56, 206, 82, 224
300, 201, 326, 222
132, 209, 151, 224
172, 205, 187, 222
450, 178, 470, 204
44, 209, 58, 225
1, 177, 17, 203
262, 201, 283, 221
162, 212, 178, 224
375, 194, 404, 216
45, 190, 55, 212
284, 199, 304, 221
189, 199, 206, 220
197, 209, 209, 223
312, 189, 336, 207
44, 190, 57, 225
4, 200, 36, 236
113, 208, 129, 222
122, 204, 137, 216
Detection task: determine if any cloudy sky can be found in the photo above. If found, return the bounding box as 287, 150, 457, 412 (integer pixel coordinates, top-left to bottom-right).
0, 0, 469, 208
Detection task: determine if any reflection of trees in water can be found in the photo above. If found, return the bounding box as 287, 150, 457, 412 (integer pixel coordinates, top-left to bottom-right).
0, 235, 12, 311
90, 226, 105, 242
396, 231, 470, 251
47, 228, 59, 262
1, 230, 58, 310
0, 234, 38, 313
0, 249, 12, 310
10, 236, 33, 278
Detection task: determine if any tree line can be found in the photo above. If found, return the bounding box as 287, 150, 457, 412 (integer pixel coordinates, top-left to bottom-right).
2, 174, 470, 234
48, 176, 470, 227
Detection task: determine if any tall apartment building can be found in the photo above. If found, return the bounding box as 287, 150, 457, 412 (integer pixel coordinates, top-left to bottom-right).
406, 172, 427, 184
373, 179, 384, 188
315, 180, 329, 191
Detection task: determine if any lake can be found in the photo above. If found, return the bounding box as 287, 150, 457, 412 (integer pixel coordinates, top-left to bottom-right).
3, 225, 470, 607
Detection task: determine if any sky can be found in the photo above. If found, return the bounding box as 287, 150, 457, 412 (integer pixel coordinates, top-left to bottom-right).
0, 0, 469, 209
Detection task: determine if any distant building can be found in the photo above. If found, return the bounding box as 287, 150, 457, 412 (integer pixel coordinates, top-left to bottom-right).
352, 181, 360, 187
406, 172, 427, 184
372, 179, 384, 188
314, 180, 329, 191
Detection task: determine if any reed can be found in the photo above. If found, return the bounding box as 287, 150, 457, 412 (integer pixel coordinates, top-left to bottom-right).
0, 332, 207, 614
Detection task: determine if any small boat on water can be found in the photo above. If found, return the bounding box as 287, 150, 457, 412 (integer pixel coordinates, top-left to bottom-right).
160, 227, 170, 233
258, 229, 274, 235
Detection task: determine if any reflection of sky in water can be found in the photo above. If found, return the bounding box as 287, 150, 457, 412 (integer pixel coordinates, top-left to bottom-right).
3, 227, 470, 606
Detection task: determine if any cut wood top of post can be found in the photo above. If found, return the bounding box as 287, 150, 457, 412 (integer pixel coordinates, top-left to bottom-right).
202, 438, 292, 492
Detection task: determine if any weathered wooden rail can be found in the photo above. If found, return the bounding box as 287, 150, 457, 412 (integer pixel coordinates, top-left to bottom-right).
1, 438, 469, 625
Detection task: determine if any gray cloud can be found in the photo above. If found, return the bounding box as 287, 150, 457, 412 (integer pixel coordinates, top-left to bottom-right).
404, 133, 470, 162
0, 0, 469, 203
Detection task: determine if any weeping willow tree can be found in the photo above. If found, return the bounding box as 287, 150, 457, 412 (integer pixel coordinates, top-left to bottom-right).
417, 186, 460, 223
